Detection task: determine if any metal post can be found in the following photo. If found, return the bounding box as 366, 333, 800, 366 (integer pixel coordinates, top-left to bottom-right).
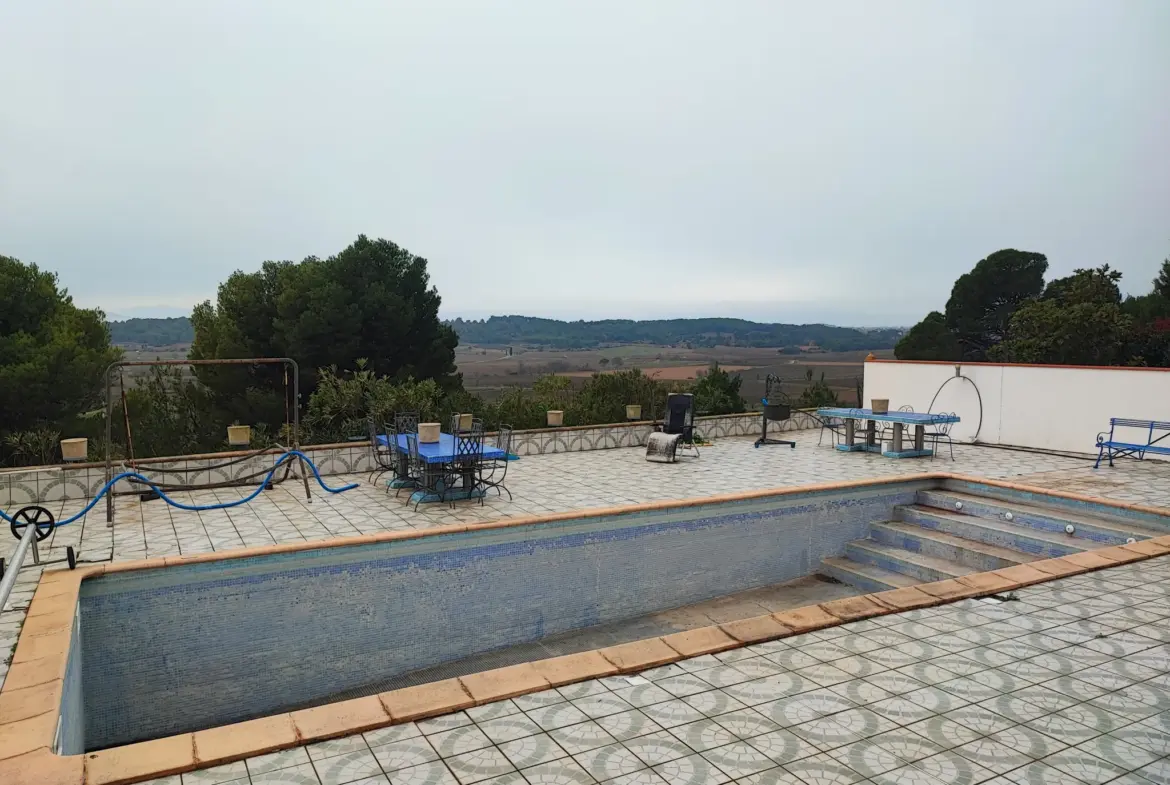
0, 525, 37, 612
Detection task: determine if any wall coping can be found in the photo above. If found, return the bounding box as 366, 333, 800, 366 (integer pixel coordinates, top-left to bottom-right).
0, 411, 796, 475
868, 358, 1170, 373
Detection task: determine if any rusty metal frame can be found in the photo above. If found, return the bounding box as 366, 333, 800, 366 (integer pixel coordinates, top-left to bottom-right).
103, 358, 300, 523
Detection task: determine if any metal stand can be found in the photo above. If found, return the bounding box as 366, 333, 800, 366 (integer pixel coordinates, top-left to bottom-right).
753, 375, 797, 449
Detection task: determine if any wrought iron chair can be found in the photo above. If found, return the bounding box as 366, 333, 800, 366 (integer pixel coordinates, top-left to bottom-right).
367, 418, 397, 487
877, 405, 914, 446
395, 411, 419, 436
443, 421, 485, 507
395, 432, 425, 501
478, 425, 513, 501
926, 413, 957, 461
847, 407, 873, 450
816, 413, 846, 447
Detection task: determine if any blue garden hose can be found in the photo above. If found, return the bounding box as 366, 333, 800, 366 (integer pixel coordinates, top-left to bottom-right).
0, 450, 358, 527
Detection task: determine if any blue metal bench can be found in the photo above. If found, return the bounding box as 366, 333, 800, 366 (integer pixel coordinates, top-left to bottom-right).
1094, 418, 1170, 468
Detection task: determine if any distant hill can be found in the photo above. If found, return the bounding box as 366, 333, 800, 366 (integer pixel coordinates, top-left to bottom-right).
448, 316, 902, 351
108, 316, 194, 346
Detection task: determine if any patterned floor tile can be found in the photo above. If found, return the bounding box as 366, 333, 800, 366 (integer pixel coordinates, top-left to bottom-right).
526, 703, 592, 731
1040, 748, 1129, 784
745, 728, 820, 766
702, 740, 777, 778
315, 749, 383, 785
788, 716, 864, 751
1073, 734, 1159, 771
574, 742, 648, 781
419, 713, 474, 734
1134, 758, 1170, 785
781, 753, 867, 785
445, 747, 517, 785
366, 724, 424, 748
668, 719, 738, 753
951, 737, 1031, 776
723, 674, 811, 705
182, 762, 249, 785
519, 759, 594, 785
248, 747, 315, 777
250, 764, 320, 785
711, 708, 781, 740
607, 770, 670, 785
373, 739, 441, 773
430, 727, 494, 757
940, 705, 1015, 736
390, 762, 463, 785
309, 736, 371, 761
572, 693, 637, 720
639, 700, 709, 729
547, 720, 619, 754
623, 731, 695, 767
903, 717, 980, 751
478, 716, 546, 744
498, 734, 570, 770
595, 710, 666, 742
985, 726, 1066, 761
653, 753, 731, 785
681, 690, 747, 718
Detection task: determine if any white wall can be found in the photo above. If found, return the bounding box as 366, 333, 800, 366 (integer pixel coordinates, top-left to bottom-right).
863, 360, 1170, 454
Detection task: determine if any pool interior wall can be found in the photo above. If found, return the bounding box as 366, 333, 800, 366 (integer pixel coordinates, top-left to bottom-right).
68, 480, 928, 752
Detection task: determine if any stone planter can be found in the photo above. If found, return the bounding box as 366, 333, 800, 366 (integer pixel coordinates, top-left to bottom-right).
418, 423, 441, 443
60, 438, 88, 462
227, 425, 251, 446
456, 413, 474, 432
870, 398, 889, 414
626, 405, 642, 421
547, 410, 564, 427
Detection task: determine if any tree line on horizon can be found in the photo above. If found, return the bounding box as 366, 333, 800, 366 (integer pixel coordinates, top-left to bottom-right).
896, 249, 1170, 366
107, 313, 902, 352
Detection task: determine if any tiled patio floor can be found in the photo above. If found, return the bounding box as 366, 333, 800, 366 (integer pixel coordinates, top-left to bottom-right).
4, 432, 1170, 784
25, 431, 1170, 574
140, 554, 1170, 785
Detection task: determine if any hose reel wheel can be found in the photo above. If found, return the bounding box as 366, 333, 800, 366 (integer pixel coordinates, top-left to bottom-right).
10, 505, 56, 542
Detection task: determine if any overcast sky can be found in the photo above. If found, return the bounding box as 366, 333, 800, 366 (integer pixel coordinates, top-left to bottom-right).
1, 1, 1167, 326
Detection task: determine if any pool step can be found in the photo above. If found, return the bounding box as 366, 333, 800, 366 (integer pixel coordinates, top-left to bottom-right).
915, 489, 1164, 545
843, 540, 975, 583
820, 557, 920, 593
870, 521, 1035, 572
894, 505, 1096, 559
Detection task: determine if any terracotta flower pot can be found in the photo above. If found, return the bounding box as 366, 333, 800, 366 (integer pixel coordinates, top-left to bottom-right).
227, 425, 251, 446
61, 438, 88, 462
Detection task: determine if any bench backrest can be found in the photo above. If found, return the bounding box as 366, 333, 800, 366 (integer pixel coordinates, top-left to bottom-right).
1110, 418, 1170, 430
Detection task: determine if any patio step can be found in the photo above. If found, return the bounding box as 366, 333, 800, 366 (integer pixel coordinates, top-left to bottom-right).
843, 540, 975, 583
820, 557, 920, 593
869, 521, 1035, 572
914, 489, 1165, 546
895, 505, 1095, 559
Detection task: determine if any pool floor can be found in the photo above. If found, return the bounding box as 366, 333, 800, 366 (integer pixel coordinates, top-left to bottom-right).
301, 574, 863, 709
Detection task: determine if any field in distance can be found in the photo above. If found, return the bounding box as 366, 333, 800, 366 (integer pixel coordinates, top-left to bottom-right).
456, 344, 892, 406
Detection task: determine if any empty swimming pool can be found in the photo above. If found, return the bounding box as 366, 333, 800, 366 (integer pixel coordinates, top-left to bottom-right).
67, 478, 921, 751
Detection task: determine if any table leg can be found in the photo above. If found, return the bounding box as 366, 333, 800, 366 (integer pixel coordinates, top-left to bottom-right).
914, 425, 925, 451
845, 418, 856, 446
892, 422, 903, 453
866, 421, 876, 447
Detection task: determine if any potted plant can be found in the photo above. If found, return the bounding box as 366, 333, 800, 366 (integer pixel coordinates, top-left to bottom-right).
227, 424, 252, 446
547, 410, 564, 427
626, 404, 642, 421
60, 437, 88, 462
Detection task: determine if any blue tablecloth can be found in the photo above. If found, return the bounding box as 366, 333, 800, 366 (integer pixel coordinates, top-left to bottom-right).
377, 433, 506, 464
816, 408, 960, 425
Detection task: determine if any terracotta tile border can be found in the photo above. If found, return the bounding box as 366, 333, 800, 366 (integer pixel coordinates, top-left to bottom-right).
3, 475, 1168, 784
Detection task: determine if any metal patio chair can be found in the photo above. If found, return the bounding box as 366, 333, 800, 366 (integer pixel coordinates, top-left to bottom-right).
443, 421, 485, 508
395, 411, 419, 436
394, 432, 424, 501
479, 425, 514, 501
877, 405, 914, 447
925, 413, 957, 461
367, 418, 397, 487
